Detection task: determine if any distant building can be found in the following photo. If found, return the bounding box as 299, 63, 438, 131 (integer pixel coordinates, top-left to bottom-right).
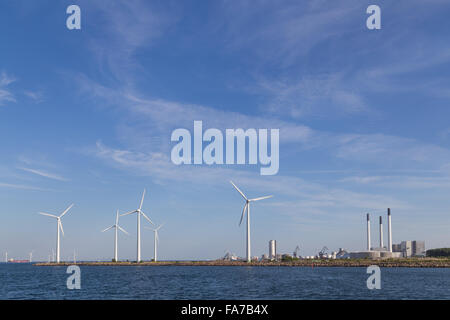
336, 248, 350, 259
393, 241, 425, 257
269, 240, 277, 260
412, 241, 425, 256
222, 252, 238, 261
371, 247, 387, 251
401, 241, 412, 257
349, 251, 402, 259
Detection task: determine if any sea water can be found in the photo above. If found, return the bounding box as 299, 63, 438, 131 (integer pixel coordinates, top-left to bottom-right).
0, 264, 449, 299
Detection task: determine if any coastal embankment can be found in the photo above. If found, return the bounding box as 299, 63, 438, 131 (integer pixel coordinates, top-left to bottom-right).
34, 258, 450, 268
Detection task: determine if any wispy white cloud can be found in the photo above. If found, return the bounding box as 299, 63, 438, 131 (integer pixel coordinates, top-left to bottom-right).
216, 1, 450, 114
332, 133, 450, 169
0, 71, 16, 106
18, 167, 68, 182
340, 175, 450, 189
0, 71, 15, 86
0, 181, 48, 191
23, 90, 44, 103
92, 141, 412, 217
76, 72, 450, 173
257, 74, 370, 119
78, 0, 178, 81
74, 73, 314, 148
215, 0, 362, 66
70, 1, 450, 225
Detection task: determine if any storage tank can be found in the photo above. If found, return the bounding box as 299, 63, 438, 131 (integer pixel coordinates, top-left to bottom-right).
269, 240, 276, 260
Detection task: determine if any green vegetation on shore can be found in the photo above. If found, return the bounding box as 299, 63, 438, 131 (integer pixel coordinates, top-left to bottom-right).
426, 248, 450, 257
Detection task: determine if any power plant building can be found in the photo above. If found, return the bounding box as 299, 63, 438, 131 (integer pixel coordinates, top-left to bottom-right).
413, 241, 425, 257
350, 208, 402, 259
393, 240, 425, 257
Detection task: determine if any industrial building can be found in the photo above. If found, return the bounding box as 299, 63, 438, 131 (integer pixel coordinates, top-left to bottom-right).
393, 240, 425, 257
240, 208, 425, 261
350, 208, 402, 259
336, 248, 350, 259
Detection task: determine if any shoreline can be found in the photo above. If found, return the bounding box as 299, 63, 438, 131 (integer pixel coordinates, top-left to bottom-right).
34, 258, 450, 268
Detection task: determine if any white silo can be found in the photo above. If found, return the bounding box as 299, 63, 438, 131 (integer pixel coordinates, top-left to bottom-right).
269, 240, 277, 260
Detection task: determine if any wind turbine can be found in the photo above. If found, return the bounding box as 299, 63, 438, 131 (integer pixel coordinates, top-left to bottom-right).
102, 210, 129, 262
121, 189, 154, 262
230, 181, 272, 262
38, 204, 74, 263
145, 224, 164, 262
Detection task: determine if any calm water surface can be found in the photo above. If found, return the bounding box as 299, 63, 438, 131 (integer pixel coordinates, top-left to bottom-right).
0, 264, 449, 299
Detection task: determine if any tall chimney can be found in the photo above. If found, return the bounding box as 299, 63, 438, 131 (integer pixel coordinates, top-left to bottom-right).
387, 208, 392, 252
367, 213, 371, 251
379, 216, 384, 249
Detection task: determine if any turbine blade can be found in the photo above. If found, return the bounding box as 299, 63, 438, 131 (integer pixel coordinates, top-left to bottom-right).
250, 195, 273, 202
230, 181, 247, 200
117, 225, 129, 235
239, 202, 248, 226
120, 210, 137, 217
140, 210, 154, 225
60, 203, 74, 218
115, 210, 119, 224
102, 226, 114, 232
156, 232, 159, 242
156, 223, 164, 231
38, 212, 58, 218
139, 189, 146, 210
59, 220, 65, 237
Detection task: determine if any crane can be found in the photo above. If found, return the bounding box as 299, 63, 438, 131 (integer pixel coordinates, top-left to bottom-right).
293, 246, 300, 258
318, 246, 329, 259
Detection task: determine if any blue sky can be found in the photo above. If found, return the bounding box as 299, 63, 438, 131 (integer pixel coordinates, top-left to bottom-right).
0, 0, 449, 261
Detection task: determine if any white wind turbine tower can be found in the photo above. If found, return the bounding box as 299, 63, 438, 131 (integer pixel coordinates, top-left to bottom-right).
230, 181, 273, 262
145, 224, 164, 262
38, 204, 74, 263
102, 210, 129, 262
121, 189, 154, 262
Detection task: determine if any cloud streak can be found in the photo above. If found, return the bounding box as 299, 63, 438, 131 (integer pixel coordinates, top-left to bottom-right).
68, 1, 450, 229
76, 72, 450, 176
18, 167, 68, 182
0, 71, 16, 106
257, 74, 370, 119
93, 141, 412, 217
0, 181, 48, 191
